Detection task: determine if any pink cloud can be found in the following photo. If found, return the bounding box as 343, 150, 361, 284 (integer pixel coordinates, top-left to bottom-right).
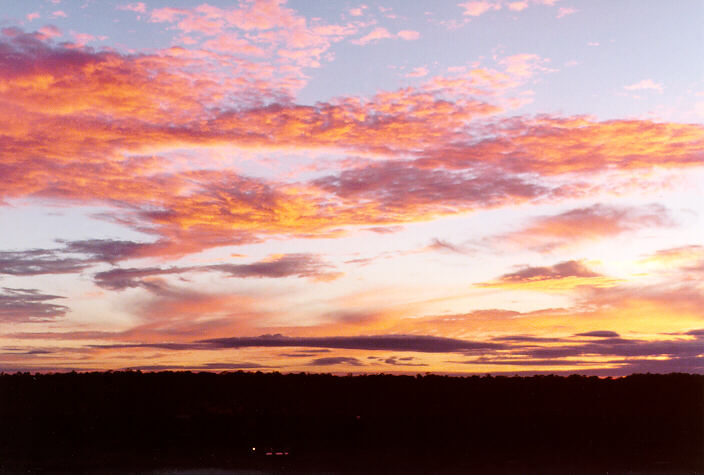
499, 53, 553, 78
556, 7, 577, 18
38, 25, 62, 39
51, 10, 67, 18
202, 34, 266, 56
352, 27, 393, 45
459, 1, 501, 16
349, 5, 367, 17
624, 79, 664, 93
406, 66, 429, 78
489, 204, 674, 252
397, 30, 420, 41
117, 2, 147, 14
508, 2, 529, 11
353, 28, 420, 45
148, 2, 359, 91
26, 12, 41, 21
150, 7, 187, 23
71, 31, 105, 45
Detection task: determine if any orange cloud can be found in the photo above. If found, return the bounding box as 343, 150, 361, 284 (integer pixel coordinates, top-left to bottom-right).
1, 31, 702, 260
639, 245, 704, 267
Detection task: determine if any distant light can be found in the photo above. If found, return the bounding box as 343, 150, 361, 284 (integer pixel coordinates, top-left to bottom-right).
252, 447, 256, 451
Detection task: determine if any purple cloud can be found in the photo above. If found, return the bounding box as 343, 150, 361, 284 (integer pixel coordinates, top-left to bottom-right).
0, 287, 68, 322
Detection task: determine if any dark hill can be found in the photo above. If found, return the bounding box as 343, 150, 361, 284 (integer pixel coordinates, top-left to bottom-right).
1, 371, 702, 472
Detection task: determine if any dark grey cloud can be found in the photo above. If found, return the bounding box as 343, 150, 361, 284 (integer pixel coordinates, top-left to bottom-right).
0, 238, 166, 277
383, 356, 428, 366
60, 238, 158, 263
462, 356, 704, 377
0, 249, 89, 275
93, 254, 338, 291
492, 334, 567, 343
453, 358, 594, 367
308, 356, 364, 366
491, 260, 600, 284
210, 254, 336, 280
526, 338, 703, 359
684, 329, 704, 336
123, 362, 266, 371
574, 331, 620, 338
93, 266, 193, 290
278, 349, 331, 357
202, 334, 506, 354
0, 287, 68, 322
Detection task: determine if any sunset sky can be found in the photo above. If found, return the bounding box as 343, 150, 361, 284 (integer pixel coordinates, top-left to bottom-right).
1, 0, 703, 375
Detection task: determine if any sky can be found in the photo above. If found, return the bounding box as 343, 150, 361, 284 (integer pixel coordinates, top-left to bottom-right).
1, 0, 703, 376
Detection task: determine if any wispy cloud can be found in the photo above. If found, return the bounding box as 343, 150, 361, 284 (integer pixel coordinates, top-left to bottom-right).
0, 288, 68, 323
624, 79, 664, 93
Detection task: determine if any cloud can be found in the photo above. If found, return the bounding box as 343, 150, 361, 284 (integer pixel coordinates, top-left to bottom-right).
556, 7, 577, 18
352, 28, 420, 45
211, 254, 339, 281
0, 288, 68, 322
451, 328, 704, 374
149, 1, 359, 74
574, 331, 620, 338
348, 6, 366, 17
459, 1, 501, 16
117, 2, 147, 14
491, 204, 674, 252
313, 161, 548, 217
0, 249, 90, 275
624, 79, 664, 93
486, 261, 601, 283
202, 334, 505, 353
37, 25, 61, 39
639, 245, 704, 269
427, 239, 464, 254
124, 362, 266, 371
308, 356, 364, 366
478, 260, 609, 290
491, 334, 567, 343
405, 66, 429, 78
93, 266, 190, 291
0, 30, 701, 264
415, 117, 704, 175
61, 239, 164, 263
397, 30, 420, 41
351, 27, 392, 45
381, 356, 428, 366
93, 254, 339, 290
0, 239, 177, 278
508, 2, 529, 11
525, 336, 704, 359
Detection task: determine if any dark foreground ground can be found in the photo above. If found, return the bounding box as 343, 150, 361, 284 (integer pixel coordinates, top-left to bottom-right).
0, 371, 702, 473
